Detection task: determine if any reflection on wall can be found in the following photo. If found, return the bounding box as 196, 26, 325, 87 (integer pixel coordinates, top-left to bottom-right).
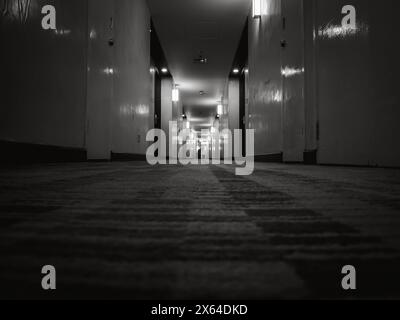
317, 22, 369, 39
281, 67, 304, 78
1, 0, 33, 23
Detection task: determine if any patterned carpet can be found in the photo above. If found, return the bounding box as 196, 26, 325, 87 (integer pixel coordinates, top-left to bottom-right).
0, 162, 400, 299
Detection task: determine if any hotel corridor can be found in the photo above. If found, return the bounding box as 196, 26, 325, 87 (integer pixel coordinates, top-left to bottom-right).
2, 0, 400, 302
1, 162, 400, 299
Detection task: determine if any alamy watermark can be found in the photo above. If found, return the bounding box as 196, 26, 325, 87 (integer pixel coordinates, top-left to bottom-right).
146, 121, 255, 176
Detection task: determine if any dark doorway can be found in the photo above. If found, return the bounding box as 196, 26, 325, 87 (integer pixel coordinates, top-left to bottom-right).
239, 71, 246, 157
230, 19, 248, 157
154, 70, 162, 129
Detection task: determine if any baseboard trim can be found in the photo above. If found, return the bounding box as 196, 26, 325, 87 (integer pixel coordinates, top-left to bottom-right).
0, 140, 86, 164
254, 153, 283, 163
111, 152, 147, 162
319, 163, 400, 170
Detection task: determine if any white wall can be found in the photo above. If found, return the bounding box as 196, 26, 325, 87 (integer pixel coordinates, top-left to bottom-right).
0, 0, 155, 160
248, 0, 400, 166
112, 0, 153, 156
315, 0, 400, 167
86, 0, 114, 160
248, 0, 283, 157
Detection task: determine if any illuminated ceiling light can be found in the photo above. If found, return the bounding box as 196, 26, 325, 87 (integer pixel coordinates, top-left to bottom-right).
217, 104, 223, 115
161, 68, 168, 73
186, 121, 190, 129
244, 68, 249, 74
172, 85, 180, 102
149, 67, 155, 73
252, 0, 262, 19
233, 68, 240, 74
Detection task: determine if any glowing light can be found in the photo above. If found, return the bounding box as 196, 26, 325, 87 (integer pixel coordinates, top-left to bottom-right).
217, 104, 223, 115
161, 68, 168, 73
233, 68, 240, 74
172, 88, 180, 102
252, 0, 262, 19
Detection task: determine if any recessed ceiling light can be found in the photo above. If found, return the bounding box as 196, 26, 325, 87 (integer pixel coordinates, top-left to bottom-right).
161, 68, 168, 73
233, 68, 240, 74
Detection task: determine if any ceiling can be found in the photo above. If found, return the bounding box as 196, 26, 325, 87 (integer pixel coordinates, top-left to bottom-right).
147, 0, 251, 130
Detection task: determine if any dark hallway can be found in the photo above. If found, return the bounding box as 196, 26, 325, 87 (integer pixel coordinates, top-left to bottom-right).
1, 0, 400, 303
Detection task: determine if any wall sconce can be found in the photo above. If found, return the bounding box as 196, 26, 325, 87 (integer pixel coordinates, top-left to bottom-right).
172, 85, 180, 102
217, 104, 223, 115
252, 0, 262, 19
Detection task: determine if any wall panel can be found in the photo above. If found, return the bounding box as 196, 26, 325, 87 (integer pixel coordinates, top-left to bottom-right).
112, 0, 152, 156
248, 0, 283, 157
0, 0, 88, 149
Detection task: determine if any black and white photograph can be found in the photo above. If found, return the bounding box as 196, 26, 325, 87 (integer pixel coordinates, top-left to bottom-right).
1, 0, 400, 308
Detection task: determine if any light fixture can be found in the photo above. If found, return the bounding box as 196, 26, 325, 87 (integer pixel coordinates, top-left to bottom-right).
172, 85, 180, 102
217, 104, 223, 115
252, 0, 262, 19
161, 68, 168, 73
193, 52, 208, 64
233, 68, 240, 74
186, 121, 190, 129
